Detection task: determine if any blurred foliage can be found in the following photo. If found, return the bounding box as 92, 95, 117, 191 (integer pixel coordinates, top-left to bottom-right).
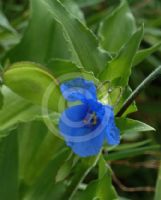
0, 0, 161, 200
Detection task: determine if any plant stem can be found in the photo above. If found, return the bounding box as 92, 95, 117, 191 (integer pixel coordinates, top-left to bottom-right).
116, 65, 161, 117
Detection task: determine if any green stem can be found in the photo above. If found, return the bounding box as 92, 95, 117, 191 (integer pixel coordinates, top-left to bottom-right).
116, 65, 161, 117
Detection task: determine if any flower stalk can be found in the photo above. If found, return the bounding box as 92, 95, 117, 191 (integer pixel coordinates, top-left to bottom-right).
116, 65, 161, 117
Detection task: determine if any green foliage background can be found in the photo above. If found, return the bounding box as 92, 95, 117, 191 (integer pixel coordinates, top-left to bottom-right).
0, 0, 161, 200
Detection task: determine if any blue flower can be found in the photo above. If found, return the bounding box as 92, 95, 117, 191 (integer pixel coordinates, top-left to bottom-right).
59, 78, 120, 157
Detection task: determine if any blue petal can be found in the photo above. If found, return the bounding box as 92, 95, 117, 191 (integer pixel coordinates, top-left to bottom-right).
59, 104, 105, 157
60, 78, 97, 102
67, 134, 104, 157
105, 108, 120, 145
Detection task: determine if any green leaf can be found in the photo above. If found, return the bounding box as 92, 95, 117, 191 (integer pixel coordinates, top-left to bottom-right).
133, 41, 161, 66
0, 88, 3, 109
0, 86, 41, 133
155, 164, 161, 200
98, 84, 137, 116
3, 62, 62, 111
76, 0, 104, 7
100, 26, 144, 87
74, 156, 118, 200
114, 86, 137, 116
47, 59, 82, 78
60, 0, 85, 23
42, 0, 110, 75
0, 131, 18, 200
55, 156, 73, 182
22, 148, 70, 200
0, 10, 16, 33
64, 155, 100, 200
106, 145, 160, 161
6, 0, 71, 64
116, 118, 155, 135
99, 0, 136, 53
18, 121, 64, 185
47, 59, 99, 84
112, 139, 152, 151
0, 60, 97, 134
74, 180, 98, 200
97, 156, 118, 200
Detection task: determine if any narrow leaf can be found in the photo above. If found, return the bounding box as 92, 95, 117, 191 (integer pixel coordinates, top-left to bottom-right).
155, 163, 161, 200
0, 132, 18, 200
0, 86, 41, 133
6, 0, 71, 64
97, 156, 118, 199
60, 0, 85, 23
100, 26, 144, 87
99, 0, 136, 53
133, 41, 161, 66
107, 145, 160, 161
0, 11, 16, 33
116, 117, 155, 135
42, 0, 110, 75
76, 0, 104, 7
23, 149, 70, 200
64, 156, 100, 200
18, 121, 64, 185
0, 88, 3, 109
55, 157, 73, 182
74, 156, 118, 200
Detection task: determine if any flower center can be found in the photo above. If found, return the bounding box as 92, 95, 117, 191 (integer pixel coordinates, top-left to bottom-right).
83, 112, 97, 126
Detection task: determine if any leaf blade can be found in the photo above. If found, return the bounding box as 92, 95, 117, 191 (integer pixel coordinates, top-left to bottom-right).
116, 117, 155, 135
0, 132, 19, 200
133, 41, 161, 66
0, 86, 41, 133
100, 26, 144, 87
3, 62, 62, 111
99, 0, 136, 53
42, 0, 110, 75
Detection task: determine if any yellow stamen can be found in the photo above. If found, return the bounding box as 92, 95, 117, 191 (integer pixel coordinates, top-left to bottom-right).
83, 112, 97, 125
92, 115, 97, 125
